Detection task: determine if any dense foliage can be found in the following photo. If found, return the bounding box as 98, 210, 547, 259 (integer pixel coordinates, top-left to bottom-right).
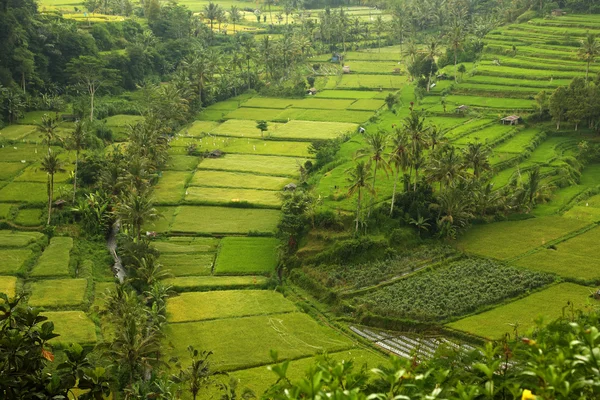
355, 258, 555, 321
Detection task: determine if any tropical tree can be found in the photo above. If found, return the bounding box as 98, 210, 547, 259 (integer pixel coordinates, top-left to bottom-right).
431, 184, 474, 238
374, 15, 386, 52
229, 6, 242, 33
203, 2, 222, 33
346, 160, 374, 234
37, 113, 60, 153
462, 142, 491, 179
173, 347, 223, 400
67, 56, 119, 121
358, 130, 390, 216
264, 0, 275, 24
409, 214, 430, 238
535, 90, 549, 117
41, 150, 65, 225
389, 129, 410, 215
579, 33, 600, 83
457, 64, 467, 81
115, 191, 159, 242
446, 22, 467, 82
428, 124, 447, 152
403, 111, 429, 191
428, 146, 464, 190
68, 120, 89, 202
549, 86, 569, 130
424, 37, 441, 92
385, 93, 397, 111
256, 120, 268, 138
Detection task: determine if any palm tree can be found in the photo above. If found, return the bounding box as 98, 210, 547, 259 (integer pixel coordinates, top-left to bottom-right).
388, 129, 410, 215
430, 184, 474, 238
374, 15, 386, 52
446, 23, 466, 83
579, 33, 600, 83
428, 124, 447, 152
264, 0, 275, 24
358, 130, 390, 216
37, 113, 60, 153
203, 2, 221, 34
346, 160, 374, 234
41, 150, 65, 225
174, 347, 220, 400
462, 142, 491, 179
115, 191, 159, 242
229, 6, 242, 33
425, 37, 441, 92
68, 120, 88, 202
402, 111, 429, 191
436, 146, 464, 189
409, 214, 430, 238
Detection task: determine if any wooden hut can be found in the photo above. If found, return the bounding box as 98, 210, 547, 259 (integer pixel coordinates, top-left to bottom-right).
501, 115, 522, 125
342, 65, 351, 74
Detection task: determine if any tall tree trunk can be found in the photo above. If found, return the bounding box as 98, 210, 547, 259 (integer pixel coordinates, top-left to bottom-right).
390, 169, 399, 216
454, 49, 458, 82
22, 72, 26, 93
355, 189, 361, 233
90, 89, 95, 122
73, 150, 78, 202
414, 167, 418, 191
586, 60, 590, 83
368, 166, 377, 217
47, 175, 53, 225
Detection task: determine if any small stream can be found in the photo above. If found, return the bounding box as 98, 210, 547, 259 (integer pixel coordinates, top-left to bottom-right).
107, 220, 126, 283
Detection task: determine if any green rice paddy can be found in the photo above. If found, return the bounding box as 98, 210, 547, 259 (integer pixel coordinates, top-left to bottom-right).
214, 237, 279, 275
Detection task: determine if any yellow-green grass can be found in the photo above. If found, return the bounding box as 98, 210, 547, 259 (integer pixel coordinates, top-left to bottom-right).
18, 111, 64, 125
198, 154, 303, 177
204, 137, 312, 158
0, 230, 44, 247
0, 249, 33, 274
489, 152, 519, 166
453, 125, 515, 146
337, 74, 406, 89
30, 237, 74, 277
185, 187, 281, 208
189, 170, 292, 190
347, 99, 386, 111
164, 155, 199, 171
0, 144, 48, 162
215, 237, 279, 275
275, 120, 358, 141
153, 237, 219, 253
167, 290, 297, 323
14, 161, 73, 183
233, 349, 387, 396
291, 98, 355, 110
343, 61, 403, 74
445, 94, 534, 109
0, 276, 18, 298
167, 312, 353, 371
493, 128, 542, 153
91, 281, 115, 311
183, 120, 221, 137
0, 125, 37, 140
0, 182, 65, 204
456, 216, 589, 260
28, 278, 87, 308
103, 114, 144, 128
205, 100, 242, 111
165, 275, 269, 292
242, 97, 302, 109
0, 162, 27, 180
211, 119, 284, 139
14, 208, 42, 226
563, 205, 600, 222
447, 283, 594, 339
0, 203, 13, 219
516, 226, 600, 280
143, 206, 177, 233
296, 109, 373, 124
314, 90, 379, 99
225, 107, 287, 121
159, 253, 214, 276
171, 206, 280, 235
45, 311, 97, 346
153, 171, 191, 204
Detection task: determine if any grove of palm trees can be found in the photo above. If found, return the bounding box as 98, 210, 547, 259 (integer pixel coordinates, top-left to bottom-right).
2, 0, 600, 398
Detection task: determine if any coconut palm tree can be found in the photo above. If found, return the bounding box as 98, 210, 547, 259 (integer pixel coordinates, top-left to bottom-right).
203, 2, 222, 34
424, 37, 441, 92
41, 150, 65, 225
431, 184, 474, 238
37, 113, 61, 153
446, 23, 466, 83
428, 124, 447, 152
358, 130, 390, 216
115, 191, 159, 242
402, 111, 429, 191
389, 129, 410, 215
346, 160, 374, 234
229, 6, 242, 33
579, 33, 600, 83
462, 142, 491, 179
68, 120, 88, 202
